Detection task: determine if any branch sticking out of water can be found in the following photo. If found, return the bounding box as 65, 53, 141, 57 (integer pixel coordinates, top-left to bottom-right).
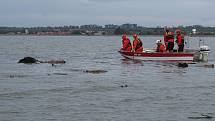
188, 114, 213, 119
83, 69, 107, 74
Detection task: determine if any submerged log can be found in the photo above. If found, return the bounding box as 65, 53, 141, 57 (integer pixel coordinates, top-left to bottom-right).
194, 63, 215, 68
203, 64, 214, 68
188, 114, 213, 119
177, 63, 189, 68
39, 60, 66, 64
18, 57, 38, 64
18, 57, 66, 64
83, 69, 107, 74
120, 84, 128, 88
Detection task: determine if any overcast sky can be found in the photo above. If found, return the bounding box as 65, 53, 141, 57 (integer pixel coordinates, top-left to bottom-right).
0, 0, 215, 27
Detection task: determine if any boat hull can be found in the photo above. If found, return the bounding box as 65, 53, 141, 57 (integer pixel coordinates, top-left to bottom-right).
119, 50, 194, 62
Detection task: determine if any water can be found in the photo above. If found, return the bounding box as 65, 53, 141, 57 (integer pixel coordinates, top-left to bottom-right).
0, 36, 215, 121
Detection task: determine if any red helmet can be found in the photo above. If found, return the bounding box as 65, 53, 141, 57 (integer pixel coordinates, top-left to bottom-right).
122, 34, 127, 39
176, 29, 181, 33
133, 34, 138, 38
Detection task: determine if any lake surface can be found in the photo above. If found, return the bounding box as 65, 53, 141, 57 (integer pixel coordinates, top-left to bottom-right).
0, 36, 215, 121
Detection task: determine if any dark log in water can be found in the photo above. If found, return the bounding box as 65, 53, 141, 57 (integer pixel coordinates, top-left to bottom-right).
18, 57, 38, 64
39, 60, 66, 64
177, 63, 188, 68
83, 69, 107, 74
18, 57, 66, 64
188, 114, 213, 119
203, 64, 214, 68
120, 84, 128, 88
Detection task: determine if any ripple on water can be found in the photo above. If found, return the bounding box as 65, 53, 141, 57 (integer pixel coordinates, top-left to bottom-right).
0, 74, 31, 79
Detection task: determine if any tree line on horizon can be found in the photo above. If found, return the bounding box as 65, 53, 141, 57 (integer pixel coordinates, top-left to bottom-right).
0, 25, 215, 35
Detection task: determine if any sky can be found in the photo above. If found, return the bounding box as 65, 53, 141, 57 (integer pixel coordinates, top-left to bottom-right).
0, 0, 215, 27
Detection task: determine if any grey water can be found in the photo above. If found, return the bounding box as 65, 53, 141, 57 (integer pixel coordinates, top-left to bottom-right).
0, 36, 215, 121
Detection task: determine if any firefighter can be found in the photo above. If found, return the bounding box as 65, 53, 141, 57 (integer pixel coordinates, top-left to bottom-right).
121, 34, 132, 52
175, 29, 185, 52
132, 34, 143, 52
164, 28, 174, 52
156, 40, 166, 52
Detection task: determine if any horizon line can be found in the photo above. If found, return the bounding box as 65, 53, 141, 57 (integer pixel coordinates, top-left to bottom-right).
0, 24, 214, 28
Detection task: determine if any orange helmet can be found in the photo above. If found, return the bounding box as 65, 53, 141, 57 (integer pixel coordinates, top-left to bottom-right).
122, 34, 127, 39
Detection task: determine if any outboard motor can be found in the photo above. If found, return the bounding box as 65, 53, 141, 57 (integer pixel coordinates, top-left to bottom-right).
198, 45, 210, 62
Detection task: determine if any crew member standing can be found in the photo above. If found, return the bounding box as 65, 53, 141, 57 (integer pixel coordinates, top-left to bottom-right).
164, 28, 169, 47
132, 34, 143, 52
164, 28, 174, 52
121, 34, 132, 52
175, 29, 185, 52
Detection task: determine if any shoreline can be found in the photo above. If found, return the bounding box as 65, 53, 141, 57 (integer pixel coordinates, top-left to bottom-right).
1, 34, 215, 37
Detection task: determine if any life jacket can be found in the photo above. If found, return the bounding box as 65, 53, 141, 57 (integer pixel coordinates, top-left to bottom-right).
127, 39, 132, 47
122, 38, 132, 51
176, 34, 184, 45
133, 38, 143, 52
156, 44, 166, 52
136, 39, 142, 49
166, 32, 174, 42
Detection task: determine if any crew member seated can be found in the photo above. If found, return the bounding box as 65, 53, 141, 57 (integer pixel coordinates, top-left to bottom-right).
121, 34, 132, 52
132, 34, 143, 52
156, 40, 166, 53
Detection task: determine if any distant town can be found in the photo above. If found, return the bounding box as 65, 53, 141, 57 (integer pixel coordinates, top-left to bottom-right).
1, 24, 215, 36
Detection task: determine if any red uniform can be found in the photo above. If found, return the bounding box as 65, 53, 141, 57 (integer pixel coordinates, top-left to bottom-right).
176, 34, 184, 52
164, 32, 168, 47
176, 34, 184, 45
121, 38, 132, 52
133, 38, 143, 52
164, 31, 174, 51
156, 44, 166, 52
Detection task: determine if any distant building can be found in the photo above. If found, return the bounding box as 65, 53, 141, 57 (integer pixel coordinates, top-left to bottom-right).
80, 24, 102, 30
25, 29, 29, 34
105, 24, 118, 29
69, 26, 79, 29
192, 29, 197, 34
121, 23, 137, 29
